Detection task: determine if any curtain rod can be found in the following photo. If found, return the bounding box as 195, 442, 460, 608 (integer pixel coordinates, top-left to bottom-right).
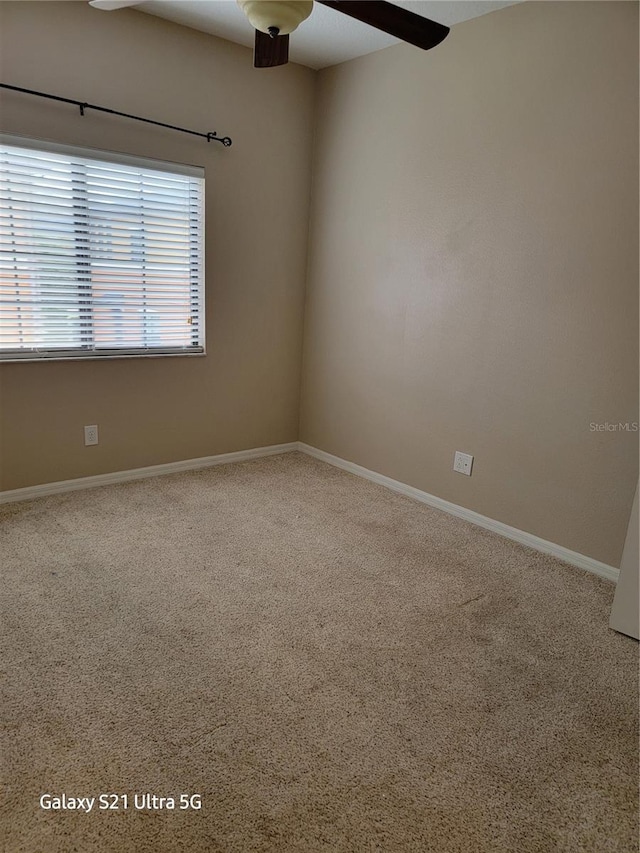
0, 83, 232, 147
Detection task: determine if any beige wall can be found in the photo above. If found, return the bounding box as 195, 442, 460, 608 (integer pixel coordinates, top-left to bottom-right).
300, 1, 639, 566
0, 1, 315, 490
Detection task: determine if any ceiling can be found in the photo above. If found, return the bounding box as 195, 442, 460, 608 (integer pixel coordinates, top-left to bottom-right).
128, 1, 523, 70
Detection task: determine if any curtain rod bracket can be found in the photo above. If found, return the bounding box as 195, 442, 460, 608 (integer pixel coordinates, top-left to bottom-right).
207, 131, 232, 147
1, 83, 232, 147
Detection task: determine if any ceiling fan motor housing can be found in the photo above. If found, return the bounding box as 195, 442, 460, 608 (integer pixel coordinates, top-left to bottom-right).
237, 0, 313, 36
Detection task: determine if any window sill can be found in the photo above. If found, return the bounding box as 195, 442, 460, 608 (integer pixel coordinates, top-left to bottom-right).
0, 350, 207, 364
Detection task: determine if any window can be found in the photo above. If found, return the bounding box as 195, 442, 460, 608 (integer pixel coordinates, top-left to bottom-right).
0, 135, 205, 361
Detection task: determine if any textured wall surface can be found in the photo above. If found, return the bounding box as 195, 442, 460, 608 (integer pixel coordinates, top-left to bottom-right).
300, 1, 639, 566
0, 1, 315, 490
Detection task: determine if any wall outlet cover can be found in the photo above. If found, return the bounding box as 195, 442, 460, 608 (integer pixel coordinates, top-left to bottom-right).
454, 451, 473, 476
84, 425, 99, 446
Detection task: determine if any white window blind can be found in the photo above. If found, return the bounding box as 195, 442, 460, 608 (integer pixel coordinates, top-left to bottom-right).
0, 135, 205, 361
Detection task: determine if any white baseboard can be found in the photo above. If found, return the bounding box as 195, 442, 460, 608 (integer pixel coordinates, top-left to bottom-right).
297, 442, 619, 583
1, 439, 619, 583
0, 442, 298, 505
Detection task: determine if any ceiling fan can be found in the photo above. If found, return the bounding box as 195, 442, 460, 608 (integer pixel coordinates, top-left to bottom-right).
89, 0, 450, 68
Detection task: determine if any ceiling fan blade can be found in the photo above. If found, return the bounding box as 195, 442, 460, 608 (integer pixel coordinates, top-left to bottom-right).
89, 1, 140, 10
254, 29, 290, 68
316, 0, 449, 51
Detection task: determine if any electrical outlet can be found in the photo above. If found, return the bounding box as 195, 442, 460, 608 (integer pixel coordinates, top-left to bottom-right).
453, 451, 473, 476
84, 425, 99, 446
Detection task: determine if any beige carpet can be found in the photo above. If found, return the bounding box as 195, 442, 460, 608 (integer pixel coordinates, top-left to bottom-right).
1, 451, 637, 853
